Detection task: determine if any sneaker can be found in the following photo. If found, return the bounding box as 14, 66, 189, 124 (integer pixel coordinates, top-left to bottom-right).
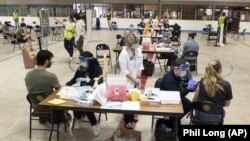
69, 57, 73, 61
74, 119, 82, 130
92, 124, 100, 136
133, 115, 138, 122
125, 122, 133, 129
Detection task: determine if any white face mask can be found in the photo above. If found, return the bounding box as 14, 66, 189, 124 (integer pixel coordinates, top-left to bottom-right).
132, 43, 139, 49
179, 70, 187, 77
81, 62, 88, 67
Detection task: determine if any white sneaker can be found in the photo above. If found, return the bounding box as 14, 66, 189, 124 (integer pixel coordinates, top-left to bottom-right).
92, 124, 100, 136
74, 119, 82, 130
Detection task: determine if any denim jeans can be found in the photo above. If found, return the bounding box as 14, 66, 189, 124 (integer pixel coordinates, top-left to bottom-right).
64, 38, 74, 57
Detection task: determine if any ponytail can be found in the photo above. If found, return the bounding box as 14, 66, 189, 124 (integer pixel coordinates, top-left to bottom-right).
203, 60, 224, 97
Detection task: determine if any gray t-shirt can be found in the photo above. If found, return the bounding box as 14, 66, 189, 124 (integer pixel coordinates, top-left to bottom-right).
25, 68, 60, 95
183, 39, 199, 60
183, 40, 199, 52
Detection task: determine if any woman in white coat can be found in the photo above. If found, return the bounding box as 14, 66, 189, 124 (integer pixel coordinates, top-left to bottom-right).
118, 32, 144, 129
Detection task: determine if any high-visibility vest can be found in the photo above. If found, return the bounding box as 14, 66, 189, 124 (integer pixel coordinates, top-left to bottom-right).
13, 12, 19, 20
218, 16, 226, 27
64, 22, 75, 40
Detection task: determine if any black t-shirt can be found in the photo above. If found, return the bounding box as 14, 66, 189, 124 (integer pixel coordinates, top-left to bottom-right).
198, 78, 232, 106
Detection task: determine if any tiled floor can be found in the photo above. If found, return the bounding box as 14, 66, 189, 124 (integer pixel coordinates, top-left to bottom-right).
0, 29, 249, 141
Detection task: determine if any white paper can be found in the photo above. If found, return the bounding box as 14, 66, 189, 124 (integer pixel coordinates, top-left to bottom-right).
93, 83, 107, 105
143, 88, 160, 97
101, 101, 122, 109
57, 86, 81, 100
159, 91, 181, 104
122, 101, 140, 111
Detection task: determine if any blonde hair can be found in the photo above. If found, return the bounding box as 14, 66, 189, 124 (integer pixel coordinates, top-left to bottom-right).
125, 32, 139, 47
203, 59, 224, 97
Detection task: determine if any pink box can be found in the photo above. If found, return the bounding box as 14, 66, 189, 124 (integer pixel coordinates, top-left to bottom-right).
107, 84, 127, 102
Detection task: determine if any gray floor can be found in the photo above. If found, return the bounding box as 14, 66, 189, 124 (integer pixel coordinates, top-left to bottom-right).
0, 30, 249, 141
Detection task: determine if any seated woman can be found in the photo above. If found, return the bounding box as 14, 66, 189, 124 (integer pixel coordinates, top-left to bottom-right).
66, 51, 102, 136
16, 23, 34, 51
181, 32, 199, 61
188, 59, 233, 122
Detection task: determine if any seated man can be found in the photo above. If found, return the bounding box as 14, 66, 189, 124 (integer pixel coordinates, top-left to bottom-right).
25, 50, 64, 123
16, 23, 34, 50
66, 51, 101, 136
159, 58, 198, 120
2, 21, 14, 40
116, 34, 126, 46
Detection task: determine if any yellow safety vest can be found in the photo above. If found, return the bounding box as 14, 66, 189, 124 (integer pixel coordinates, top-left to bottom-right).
64, 22, 75, 40
13, 12, 19, 20
218, 16, 226, 27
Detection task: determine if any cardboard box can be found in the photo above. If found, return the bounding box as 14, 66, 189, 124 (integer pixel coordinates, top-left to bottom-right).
108, 128, 141, 141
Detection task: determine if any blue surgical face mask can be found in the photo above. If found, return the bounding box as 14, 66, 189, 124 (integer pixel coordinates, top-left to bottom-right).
179, 70, 187, 77
132, 43, 139, 49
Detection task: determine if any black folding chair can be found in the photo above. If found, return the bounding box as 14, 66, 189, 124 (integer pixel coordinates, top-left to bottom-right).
183, 51, 198, 75
189, 101, 225, 125
26, 93, 68, 140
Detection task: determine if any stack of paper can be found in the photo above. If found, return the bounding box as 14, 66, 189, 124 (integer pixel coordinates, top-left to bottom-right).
159, 91, 181, 104
93, 83, 107, 105
122, 101, 140, 111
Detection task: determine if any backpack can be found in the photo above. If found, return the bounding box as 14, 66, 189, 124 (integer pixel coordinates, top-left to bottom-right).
142, 59, 154, 76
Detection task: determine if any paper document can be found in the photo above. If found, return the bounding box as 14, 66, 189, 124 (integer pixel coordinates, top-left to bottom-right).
57, 86, 81, 100
93, 83, 107, 105
160, 91, 181, 104
48, 99, 66, 105
122, 101, 140, 111
101, 101, 122, 109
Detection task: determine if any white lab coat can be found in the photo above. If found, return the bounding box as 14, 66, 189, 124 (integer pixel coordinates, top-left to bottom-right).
119, 47, 144, 89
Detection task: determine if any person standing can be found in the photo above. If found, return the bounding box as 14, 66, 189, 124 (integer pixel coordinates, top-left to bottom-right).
75, 14, 85, 56
54, 15, 76, 61
218, 12, 227, 44
119, 32, 144, 129
106, 9, 112, 30
13, 9, 19, 29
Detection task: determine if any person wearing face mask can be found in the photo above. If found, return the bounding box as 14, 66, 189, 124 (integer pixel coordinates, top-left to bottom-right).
25, 50, 60, 95
65, 51, 102, 136
159, 58, 198, 120
16, 23, 34, 50
118, 32, 144, 129
25, 50, 64, 124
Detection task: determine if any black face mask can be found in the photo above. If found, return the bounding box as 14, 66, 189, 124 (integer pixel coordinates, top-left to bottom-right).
47, 61, 52, 68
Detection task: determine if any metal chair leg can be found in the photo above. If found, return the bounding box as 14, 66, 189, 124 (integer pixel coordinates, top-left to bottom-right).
29, 108, 32, 139
151, 115, 155, 129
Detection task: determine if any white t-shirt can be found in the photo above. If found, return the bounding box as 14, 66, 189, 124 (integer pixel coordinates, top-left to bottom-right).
75, 19, 85, 41
119, 47, 144, 89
